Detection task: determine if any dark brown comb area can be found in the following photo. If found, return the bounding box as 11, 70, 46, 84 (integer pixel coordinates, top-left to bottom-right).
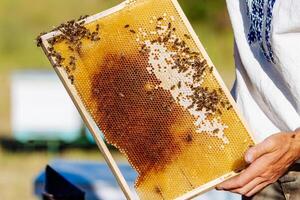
90, 53, 195, 180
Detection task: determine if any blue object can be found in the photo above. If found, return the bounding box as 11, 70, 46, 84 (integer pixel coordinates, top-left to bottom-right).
34, 160, 138, 200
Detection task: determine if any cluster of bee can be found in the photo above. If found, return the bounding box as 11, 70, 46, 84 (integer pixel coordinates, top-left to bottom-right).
36, 15, 101, 85
125, 16, 233, 115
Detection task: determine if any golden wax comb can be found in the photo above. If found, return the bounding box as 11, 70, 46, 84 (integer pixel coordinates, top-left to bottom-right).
37, 0, 256, 199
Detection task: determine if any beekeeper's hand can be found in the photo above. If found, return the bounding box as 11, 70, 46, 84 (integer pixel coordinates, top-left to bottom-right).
216, 129, 300, 197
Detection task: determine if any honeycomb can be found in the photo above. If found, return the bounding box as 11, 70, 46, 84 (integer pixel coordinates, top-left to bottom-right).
38, 0, 255, 199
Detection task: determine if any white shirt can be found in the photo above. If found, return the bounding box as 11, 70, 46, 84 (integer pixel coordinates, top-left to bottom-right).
226, 0, 300, 143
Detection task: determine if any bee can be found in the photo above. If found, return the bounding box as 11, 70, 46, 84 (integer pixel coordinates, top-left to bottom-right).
177, 81, 182, 89
185, 134, 193, 143
184, 34, 191, 39
227, 105, 233, 110
96, 24, 100, 31
155, 186, 162, 194
220, 101, 225, 108
68, 75, 74, 85
213, 129, 219, 134
68, 46, 74, 51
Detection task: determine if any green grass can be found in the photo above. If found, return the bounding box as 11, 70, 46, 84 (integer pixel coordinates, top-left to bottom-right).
0, 150, 50, 200
0, 0, 122, 73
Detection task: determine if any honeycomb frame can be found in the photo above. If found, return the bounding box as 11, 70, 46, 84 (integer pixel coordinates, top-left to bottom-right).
39, 0, 257, 199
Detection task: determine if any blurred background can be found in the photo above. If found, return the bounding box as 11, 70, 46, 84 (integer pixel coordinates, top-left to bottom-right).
0, 0, 238, 199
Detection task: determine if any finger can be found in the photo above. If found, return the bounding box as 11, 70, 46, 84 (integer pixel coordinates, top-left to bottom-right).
217, 171, 255, 190
245, 138, 276, 163
216, 175, 240, 190
218, 157, 268, 190
244, 181, 271, 197
230, 177, 265, 195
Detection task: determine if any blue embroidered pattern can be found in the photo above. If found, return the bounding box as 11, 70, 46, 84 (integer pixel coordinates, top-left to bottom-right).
246, 0, 276, 63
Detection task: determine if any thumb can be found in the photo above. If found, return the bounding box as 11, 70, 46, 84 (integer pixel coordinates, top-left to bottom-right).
245, 138, 275, 163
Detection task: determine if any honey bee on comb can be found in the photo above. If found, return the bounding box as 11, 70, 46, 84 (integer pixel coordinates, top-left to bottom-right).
37, 0, 256, 199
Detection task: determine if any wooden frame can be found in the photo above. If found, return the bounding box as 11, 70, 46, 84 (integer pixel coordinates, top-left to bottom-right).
39, 0, 257, 199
